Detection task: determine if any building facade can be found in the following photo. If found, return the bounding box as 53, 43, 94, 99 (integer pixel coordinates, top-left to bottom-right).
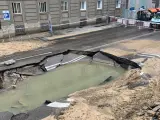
152, 0, 160, 7
121, 0, 153, 18
0, 0, 117, 38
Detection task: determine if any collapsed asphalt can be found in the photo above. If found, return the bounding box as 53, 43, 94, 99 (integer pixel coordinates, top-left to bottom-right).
0, 26, 158, 120
0, 26, 154, 72
0, 50, 141, 120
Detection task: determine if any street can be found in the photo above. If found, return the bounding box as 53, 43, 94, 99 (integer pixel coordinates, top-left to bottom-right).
1, 0, 160, 119
0, 23, 160, 120
0, 26, 156, 71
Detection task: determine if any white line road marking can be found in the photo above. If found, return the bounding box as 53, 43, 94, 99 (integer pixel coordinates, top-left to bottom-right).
86, 31, 158, 51
15, 30, 157, 62
46, 56, 86, 71
3, 30, 157, 71
16, 52, 52, 61
45, 31, 158, 71
33, 28, 148, 52
45, 55, 85, 69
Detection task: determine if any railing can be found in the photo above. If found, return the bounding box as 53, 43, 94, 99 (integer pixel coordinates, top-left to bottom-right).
0, 15, 155, 41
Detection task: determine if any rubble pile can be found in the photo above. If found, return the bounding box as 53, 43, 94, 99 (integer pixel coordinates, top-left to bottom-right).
0, 65, 44, 89
138, 102, 160, 120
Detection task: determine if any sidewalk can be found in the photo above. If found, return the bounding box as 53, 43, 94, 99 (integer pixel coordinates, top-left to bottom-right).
45, 22, 121, 41
0, 22, 121, 42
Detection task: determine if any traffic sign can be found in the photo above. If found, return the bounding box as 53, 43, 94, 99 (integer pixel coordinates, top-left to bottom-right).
2, 10, 10, 21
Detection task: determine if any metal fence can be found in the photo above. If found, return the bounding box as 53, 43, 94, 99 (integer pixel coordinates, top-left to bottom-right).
0, 15, 155, 41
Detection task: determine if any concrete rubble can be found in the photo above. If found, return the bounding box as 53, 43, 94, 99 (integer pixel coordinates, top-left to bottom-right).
0, 50, 140, 90
137, 102, 160, 120
0, 65, 44, 89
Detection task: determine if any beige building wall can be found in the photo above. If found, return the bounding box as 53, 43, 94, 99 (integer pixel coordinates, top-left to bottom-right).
0, 0, 117, 38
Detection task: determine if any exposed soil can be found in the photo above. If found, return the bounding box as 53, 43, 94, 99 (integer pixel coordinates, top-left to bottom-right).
118, 40, 160, 54
0, 37, 159, 119
43, 39, 160, 120
103, 40, 160, 56
0, 65, 44, 89
142, 58, 160, 76
0, 40, 50, 57
49, 58, 160, 120
42, 116, 56, 120
102, 48, 135, 57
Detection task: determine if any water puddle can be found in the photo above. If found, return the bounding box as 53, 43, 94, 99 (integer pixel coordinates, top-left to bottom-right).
0, 61, 125, 114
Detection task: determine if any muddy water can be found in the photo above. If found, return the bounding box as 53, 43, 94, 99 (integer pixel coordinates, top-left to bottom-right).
0, 61, 125, 114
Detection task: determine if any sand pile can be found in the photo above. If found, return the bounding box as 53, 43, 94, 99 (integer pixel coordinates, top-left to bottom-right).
102, 48, 135, 57
119, 40, 160, 54
142, 58, 160, 76
42, 116, 57, 120
41, 38, 160, 120
65, 70, 159, 120
0, 41, 50, 57
110, 76, 160, 120
42, 69, 142, 120
102, 40, 160, 57
58, 98, 113, 120
51, 57, 160, 119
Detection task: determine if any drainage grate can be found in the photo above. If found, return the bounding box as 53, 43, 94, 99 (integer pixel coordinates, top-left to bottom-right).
15, 25, 25, 35
40, 23, 49, 32
80, 18, 87, 27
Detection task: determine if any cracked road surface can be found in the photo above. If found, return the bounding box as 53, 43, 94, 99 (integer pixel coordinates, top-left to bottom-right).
0, 26, 155, 71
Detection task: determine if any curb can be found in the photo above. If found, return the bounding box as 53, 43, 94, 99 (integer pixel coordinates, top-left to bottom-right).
44, 23, 122, 41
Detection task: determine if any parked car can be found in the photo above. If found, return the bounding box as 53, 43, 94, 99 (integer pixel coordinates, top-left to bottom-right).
150, 12, 160, 29
137, 10, 151, 21
137, 8, 158, 21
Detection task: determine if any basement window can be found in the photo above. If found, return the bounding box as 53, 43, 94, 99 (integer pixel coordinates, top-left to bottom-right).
80, 1, 87, 10
97, 0, 102, 9
12, 2, 22, 14
39, 2, 47, 13
61, 1, 68, 11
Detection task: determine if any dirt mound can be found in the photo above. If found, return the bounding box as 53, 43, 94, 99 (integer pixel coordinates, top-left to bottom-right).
0, 41, 50, 57
41, 56, 160, 120
42, 116, 56, 120
54, 69, 143, 120
102, 40, 160, 57
58, 98, 113, 120
102, 48, 135, 57
119, 40, 160, 54
56, 67, 160, 120
113, 76, 160, 120
142, 58, 160, 76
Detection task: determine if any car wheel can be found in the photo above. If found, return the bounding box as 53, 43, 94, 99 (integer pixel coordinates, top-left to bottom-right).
149, 23, 153, 28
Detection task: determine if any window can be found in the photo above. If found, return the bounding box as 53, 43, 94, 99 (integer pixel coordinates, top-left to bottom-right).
12, 2, 22, 14
0, 21, 1, 30
97, 0, 102, 9
126, 0, 129, 9
80, 1, 87, 10
39, 2, 47, 13
61, 1, 68, 11
116, 0, 121, 8
155, 13, 160, 19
